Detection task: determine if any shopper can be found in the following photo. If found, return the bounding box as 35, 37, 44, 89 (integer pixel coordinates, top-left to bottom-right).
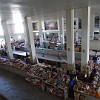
57, 51, 61, 59
41, 48, 44, 57
68, 75, 76, 98
75, 41, 78, 47
97, 56, 100, 64
64, 87, 68, 100
88, 68, 96, 83
25, 52, 29, 64
75, 62, 81, 72
93, 52, 98, 63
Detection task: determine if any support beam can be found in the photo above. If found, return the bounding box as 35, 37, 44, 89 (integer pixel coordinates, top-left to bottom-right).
23, 22, 28, 46
59, 18, 64, 45
39, 20, 43, 47
81, 7, 91, 66
24, 17, 37, 64
1, 21, 13, 59
66, 9, 75, 70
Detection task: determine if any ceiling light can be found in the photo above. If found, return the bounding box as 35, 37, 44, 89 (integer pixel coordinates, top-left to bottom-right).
36, 33, 39, 36
12, 11, 23, 23
47, 32, 49, 35
18, 35, 21, 40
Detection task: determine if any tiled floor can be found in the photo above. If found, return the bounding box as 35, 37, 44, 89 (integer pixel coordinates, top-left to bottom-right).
0, 67, 73, 100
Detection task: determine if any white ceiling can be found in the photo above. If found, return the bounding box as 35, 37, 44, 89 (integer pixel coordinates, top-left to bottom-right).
0, 0, 100, 20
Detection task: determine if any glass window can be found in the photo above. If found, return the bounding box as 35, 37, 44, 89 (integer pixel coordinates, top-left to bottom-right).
14, 23, 24, 34
0, 22, 4, 36
78, 18, 82, 29
95, 16, 99, 28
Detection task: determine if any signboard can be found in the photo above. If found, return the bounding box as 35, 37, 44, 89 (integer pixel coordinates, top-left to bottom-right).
32, 22, 39, 31
44, 20, 58, 30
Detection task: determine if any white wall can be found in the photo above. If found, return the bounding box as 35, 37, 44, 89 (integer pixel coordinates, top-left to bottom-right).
7, 23, 26, 41
11, 34, 26, 41
90, 40, 100, 50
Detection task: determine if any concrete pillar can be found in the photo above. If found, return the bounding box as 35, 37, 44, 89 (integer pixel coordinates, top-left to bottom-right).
1, 20, 13, 59
39, 33, 43, 47
39, 20, 43, 47
43, 32, 46, 40
58, 32, 61, 41
58, 18, 62, 42
23, 22, 28, 45
81, 7, 91, 66
59, 18, 64, 45
66, 9, 75, 70
90, 14, 95, 40
62, 18, 65, 45
24, 17, 37, 64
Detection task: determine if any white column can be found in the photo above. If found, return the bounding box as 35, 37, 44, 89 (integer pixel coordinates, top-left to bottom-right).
23, 22, 28, 45
62, 18, 65, 44
24, 17, 37, 63
24, 18, 30, 46
90, 14, 95, 40
43, 33, 46, 40
58, 32, 61, 41
81, 7, 91, 66
59, 18, 62, 42
39, 20, 43, 46
1, 21, 13, 59
66, 9, 75, 70
59, 18, 65, 45
39, 33, 43, 47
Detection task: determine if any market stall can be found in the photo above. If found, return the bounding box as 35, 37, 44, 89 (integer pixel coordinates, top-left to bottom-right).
74, 80, 100, 100
0, 58, 100, 100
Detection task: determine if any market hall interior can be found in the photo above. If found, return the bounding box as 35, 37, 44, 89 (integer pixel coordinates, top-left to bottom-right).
0, 0, 100, 100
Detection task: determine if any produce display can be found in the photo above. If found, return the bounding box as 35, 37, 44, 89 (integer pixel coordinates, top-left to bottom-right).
74, 60, 100, 99
0, 58, 12, 66
26, 64, 70, 98
0, 58, 70, 99
74, 81, 96, 96
0, 58, 100, 99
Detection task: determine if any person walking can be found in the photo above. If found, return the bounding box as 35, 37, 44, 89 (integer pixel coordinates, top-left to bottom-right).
69, 75, 76, 98
93, 53, 98, 63
25, 52, 29, 64
41, 48, 44, 57
57, 51, 61, 59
